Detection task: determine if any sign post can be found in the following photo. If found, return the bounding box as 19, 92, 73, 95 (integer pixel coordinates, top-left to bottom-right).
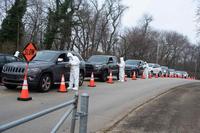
17, 43, 37, 101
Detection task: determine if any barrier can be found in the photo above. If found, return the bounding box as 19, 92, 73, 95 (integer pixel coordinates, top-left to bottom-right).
0, 93, 89, 133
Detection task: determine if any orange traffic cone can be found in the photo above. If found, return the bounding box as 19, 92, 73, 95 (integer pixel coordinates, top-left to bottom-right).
132, 71, 137, 80
18, 74, 32, 101
124, 74, 127, 82
141, 72, 146, 79
88, 72, 96, 87
58, 74, 67, 93
107, 71, 114, 84
155, 73, 158, 78
149, 73, 152, 79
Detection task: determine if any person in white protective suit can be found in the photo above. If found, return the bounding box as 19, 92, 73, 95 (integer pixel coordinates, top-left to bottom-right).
144, 62, 149, 79
67, 53, 80, 91
14, 51, 20, 57
118, 57, 125, 82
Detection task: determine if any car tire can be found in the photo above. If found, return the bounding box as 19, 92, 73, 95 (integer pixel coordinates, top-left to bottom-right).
128, 72, 132, 78
79, 71, 84, 86
4, 84, 17, 89
101, 70, 108, 82
151, 71, 153, 76
39, 74, 52, 92
159, 72, 162, 77
117, 72, 119, 80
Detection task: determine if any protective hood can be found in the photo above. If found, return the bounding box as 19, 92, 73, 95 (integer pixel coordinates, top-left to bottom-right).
120, 57, 125, 64
67, 52, 73, 58
14, 51, 20, 57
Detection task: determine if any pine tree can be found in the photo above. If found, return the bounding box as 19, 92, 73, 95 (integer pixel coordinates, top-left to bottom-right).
44, 0, 74, 50
0, 0, 27, 52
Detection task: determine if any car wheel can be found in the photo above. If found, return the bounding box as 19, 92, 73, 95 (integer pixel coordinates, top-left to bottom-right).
151, 71, 153, 75
129, 72, 132, 78
79, 71, 84, 86
136, 71, 139, 78
4, 84, 17, 89
159, 72, 162, 77
101, 70, 108, 82
39, 74, 52, 92
117, 72, 119, 80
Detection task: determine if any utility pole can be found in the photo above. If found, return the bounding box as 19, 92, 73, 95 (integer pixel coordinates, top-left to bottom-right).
156, 43, 160, 64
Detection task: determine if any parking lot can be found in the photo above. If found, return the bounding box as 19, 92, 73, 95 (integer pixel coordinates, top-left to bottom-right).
0, 77, 198, 133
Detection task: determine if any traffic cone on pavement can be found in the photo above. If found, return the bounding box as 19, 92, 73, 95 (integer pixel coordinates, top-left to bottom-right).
58, 74, 67, 93
107, 71, 114, 84
132, 71, 137, 80
88, 72, 96, 87
124, 74, 127, 82
141, 72, 146, 79
18, 74, 32, 101
149, 73, 152, 79
155, 73, 158, 78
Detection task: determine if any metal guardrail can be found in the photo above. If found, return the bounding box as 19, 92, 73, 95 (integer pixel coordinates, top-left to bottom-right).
0, 93, 89, 133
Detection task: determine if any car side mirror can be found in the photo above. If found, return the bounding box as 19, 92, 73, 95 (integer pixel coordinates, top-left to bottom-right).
57, 58, 63, 62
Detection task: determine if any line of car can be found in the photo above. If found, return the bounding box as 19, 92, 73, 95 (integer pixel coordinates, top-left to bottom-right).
0, 51, 189, 92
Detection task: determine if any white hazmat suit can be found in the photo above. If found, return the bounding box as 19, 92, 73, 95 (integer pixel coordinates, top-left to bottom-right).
14, 51, 20, 57
67, 53, 80, 91
144, 62, 149, 79
118, 57, 125, 82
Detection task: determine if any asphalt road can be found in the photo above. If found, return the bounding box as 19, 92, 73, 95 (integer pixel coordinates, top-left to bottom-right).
0, 78, 198, 133
108, 82, 200, 133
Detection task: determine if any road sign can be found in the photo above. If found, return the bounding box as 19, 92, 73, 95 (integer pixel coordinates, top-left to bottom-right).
22, 42, 37, 62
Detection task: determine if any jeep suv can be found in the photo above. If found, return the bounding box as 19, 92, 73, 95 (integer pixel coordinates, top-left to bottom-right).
85, 55, 119, 81
0, 53, 20, 82
2, 50, 85, 92
125, 59, 145, 77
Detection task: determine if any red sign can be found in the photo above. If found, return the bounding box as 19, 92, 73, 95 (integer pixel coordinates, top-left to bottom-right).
22, 43, 37, 62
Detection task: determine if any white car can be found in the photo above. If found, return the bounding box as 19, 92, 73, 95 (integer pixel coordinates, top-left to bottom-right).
148, 63, 162, 76
182, 71, 189, 78
169, 69, 176, 77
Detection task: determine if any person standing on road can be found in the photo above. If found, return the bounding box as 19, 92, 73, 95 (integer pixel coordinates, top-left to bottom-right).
144, 62, 149, 79
118, 57, 125, 82
67, 52, 80, 91
14, 51, 20, 57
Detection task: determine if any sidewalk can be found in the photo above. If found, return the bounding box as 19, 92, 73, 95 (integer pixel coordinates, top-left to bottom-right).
106, 82, 200, 133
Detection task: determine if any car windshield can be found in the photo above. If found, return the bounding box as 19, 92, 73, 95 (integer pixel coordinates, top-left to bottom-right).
125, 60, 139, 65
148, 64, 154, 67
33, 51, 58, 62
176, 71, 182, 74
169, 69, 175, 72
161, 66, 168, 69
87, 56, 108, 63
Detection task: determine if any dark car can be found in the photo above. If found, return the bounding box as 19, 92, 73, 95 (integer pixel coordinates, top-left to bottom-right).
161, 66, 169, 76
85, 55, 119, 81
169, 69, 176, 77
0, 53, 20, 82
125, 59, 145, 77
2, 50, 85, 92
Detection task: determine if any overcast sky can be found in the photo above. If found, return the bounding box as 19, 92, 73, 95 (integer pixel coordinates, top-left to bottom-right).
121, 0, 197, 44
